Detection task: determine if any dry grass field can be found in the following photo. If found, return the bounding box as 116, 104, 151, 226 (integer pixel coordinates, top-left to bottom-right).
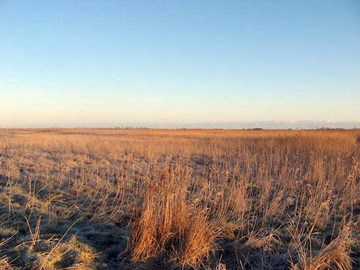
0, 129, 359, 269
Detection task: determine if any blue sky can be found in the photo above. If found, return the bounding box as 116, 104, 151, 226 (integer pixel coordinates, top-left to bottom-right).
1, 0, 359, 128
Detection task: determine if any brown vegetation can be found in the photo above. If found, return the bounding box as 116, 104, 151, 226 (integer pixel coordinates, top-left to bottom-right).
0, 129, 359, 269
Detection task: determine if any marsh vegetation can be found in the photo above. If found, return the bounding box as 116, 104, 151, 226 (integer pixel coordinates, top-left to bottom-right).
0, 129, 359, 269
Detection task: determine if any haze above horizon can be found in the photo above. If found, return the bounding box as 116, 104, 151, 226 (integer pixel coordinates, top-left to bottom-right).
1, 1, 360, 128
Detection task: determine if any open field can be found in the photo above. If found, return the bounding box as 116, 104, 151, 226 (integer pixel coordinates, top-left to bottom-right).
0, 129, 359, 269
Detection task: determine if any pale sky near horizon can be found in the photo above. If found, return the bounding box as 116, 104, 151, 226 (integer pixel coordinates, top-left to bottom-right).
1, 0, 360, 128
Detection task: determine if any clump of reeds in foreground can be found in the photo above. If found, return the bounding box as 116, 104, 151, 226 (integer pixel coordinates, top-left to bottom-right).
131, 169, 221, 268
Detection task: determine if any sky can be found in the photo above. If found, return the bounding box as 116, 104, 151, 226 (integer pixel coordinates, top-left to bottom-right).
1, 0, 360, 128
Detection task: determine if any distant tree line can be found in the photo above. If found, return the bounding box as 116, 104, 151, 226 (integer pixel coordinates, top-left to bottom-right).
115, 126, 150, 130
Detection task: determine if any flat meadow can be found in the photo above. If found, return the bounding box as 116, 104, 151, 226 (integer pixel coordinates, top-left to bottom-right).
0, 129, 359, 269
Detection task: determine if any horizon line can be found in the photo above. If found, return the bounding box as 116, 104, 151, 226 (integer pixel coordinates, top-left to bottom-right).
2, 120, 360, 130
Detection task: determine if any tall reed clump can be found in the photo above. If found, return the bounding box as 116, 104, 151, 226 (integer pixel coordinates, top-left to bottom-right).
131, 167, 221, 268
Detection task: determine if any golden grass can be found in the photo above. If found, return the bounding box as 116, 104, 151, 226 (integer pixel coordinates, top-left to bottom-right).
0, 129, 359, 269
